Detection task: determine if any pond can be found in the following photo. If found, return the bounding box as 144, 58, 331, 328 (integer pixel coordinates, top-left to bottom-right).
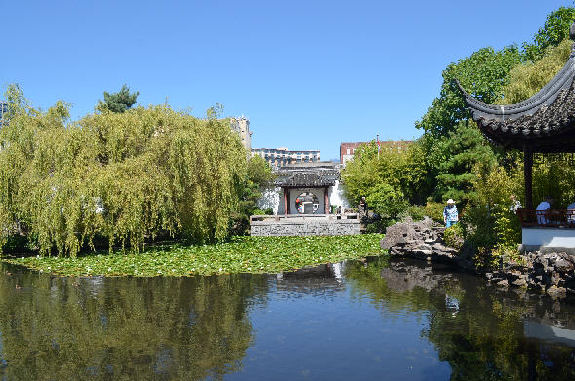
1, 257, 574, 380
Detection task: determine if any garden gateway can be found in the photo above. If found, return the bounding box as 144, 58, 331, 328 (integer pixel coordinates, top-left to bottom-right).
250, 162, 359, 236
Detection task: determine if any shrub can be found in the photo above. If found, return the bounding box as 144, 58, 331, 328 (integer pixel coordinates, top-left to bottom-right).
424, 201, 445, 224
443, 223, 464, 250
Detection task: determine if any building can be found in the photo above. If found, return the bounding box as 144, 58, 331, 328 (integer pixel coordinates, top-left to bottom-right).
340, 140, 412, 166
250, 161, 357, 236
230, 116, 252, 151
340, 142, 364, 165
255, 161, 349, 216
0, 102, 8, 127
252, 147, 320, 169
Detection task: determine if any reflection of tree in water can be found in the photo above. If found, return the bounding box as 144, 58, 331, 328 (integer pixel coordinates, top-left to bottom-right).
345, 258, 575, 380
0, 268, 268, 380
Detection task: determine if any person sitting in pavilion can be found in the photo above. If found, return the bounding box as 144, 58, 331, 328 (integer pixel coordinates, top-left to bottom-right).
567, 201, 575, 224
536, 196, 554, 225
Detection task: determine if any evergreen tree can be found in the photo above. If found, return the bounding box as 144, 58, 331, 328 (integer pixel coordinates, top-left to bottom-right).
97, 84, 139, 113
434, 120, 498, 206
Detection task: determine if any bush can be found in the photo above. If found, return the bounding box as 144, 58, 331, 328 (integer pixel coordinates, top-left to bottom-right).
443, 223, 464, 250
424, 201, 445, 224
252, 208, 273, 216
406, 205, 426, 221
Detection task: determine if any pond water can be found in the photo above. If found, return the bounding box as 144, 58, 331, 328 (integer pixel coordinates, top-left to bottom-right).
1, 257, 575, 380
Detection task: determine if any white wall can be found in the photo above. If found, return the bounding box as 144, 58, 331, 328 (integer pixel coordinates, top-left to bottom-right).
256, 186, 281, 214
257, 182, 350, 215
328, 180, 349, 210
522, 228, 575, 248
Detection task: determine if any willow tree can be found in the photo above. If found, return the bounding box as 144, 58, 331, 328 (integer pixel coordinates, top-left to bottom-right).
0, 86, 249, 256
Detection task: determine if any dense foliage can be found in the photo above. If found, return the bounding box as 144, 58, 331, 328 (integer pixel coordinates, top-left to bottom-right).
5, 234, 385, 276
342, 141, 428, 225
342, 6, 575, 265
0, 86, 264, 256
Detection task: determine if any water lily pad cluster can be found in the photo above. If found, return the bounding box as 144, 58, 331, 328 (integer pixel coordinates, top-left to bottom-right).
4, 235, 385, 277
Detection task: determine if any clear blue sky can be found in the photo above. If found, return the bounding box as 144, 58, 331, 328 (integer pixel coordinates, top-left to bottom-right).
1, 0, 573, 160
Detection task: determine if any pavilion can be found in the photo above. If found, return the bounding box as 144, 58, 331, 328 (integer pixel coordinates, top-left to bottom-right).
457, 23, 575, 252
250, 162, 359, 236
273, 162, 340, 215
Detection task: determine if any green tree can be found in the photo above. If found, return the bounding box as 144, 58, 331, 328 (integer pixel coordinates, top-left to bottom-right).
230, 155, 274, 235
522, 6, 575, 61
97, 84, 139, 113
0, 86, 249, 256
416, 46, 521, 137
433, 120, 499, 206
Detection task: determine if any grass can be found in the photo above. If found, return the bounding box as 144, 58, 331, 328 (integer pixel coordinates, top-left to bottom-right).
2, 234, 386, 277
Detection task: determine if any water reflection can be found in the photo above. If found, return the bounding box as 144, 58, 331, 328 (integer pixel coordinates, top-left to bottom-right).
0, 267, 268, 380
0, 258, 574, 380
344, 258, 575, 380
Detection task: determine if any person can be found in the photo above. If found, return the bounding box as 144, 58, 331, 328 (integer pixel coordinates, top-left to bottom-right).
509, 194, 522, 213
443, 199, 458, 228
536, 196, 553, 225
359, 197, 367, 213
567, 201, 575, 224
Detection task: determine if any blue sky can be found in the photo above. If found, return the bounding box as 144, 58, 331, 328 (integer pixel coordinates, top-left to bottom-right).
1, 0, 573, 160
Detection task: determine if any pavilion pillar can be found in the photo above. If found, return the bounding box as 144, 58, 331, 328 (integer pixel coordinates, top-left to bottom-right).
324, 187, 330, 214
524, 149, 533, 210
284, 188, 289, 215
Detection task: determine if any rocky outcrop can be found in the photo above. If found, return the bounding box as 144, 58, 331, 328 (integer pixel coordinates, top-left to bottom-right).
486, 251, 575, 298
381, 217, 473, 270
381, 218, 575, 299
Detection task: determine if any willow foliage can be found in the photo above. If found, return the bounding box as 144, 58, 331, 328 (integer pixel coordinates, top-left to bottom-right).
0, 87, 248, 256
503, 39, 572, 104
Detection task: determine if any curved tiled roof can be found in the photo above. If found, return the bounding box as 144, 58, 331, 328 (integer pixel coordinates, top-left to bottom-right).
458, 26, 575, 152
274, 163, 339, 187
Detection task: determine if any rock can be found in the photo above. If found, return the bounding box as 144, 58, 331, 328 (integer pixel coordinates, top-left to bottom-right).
512, 278, 527, 287
546, 285, 567, 298
381, 221, 575, 299
554, 259, 574, 273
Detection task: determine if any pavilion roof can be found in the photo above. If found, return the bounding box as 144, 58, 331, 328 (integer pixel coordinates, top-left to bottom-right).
274, 164, 339, 187
458, 27, 575, 153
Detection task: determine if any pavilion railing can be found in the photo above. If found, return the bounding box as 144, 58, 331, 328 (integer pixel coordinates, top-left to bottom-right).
516, 208, 575, 228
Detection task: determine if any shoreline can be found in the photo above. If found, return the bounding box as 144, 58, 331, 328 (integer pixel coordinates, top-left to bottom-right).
382, 218, 575, 299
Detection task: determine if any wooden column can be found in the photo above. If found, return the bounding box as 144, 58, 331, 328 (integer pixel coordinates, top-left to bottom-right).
324, 187, 330, 214
524, 149, 533, 210
284, 188, 289, 215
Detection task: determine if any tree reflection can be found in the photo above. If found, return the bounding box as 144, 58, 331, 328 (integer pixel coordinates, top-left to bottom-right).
345, 258, 575, 380
0, 267, 267, 380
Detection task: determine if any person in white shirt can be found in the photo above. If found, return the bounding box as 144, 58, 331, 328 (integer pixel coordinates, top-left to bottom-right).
536, 197, 553, 225
567, 202, 575, 223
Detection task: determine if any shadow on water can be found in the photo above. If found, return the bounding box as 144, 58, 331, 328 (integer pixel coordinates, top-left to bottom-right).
1, 257, 575, 380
